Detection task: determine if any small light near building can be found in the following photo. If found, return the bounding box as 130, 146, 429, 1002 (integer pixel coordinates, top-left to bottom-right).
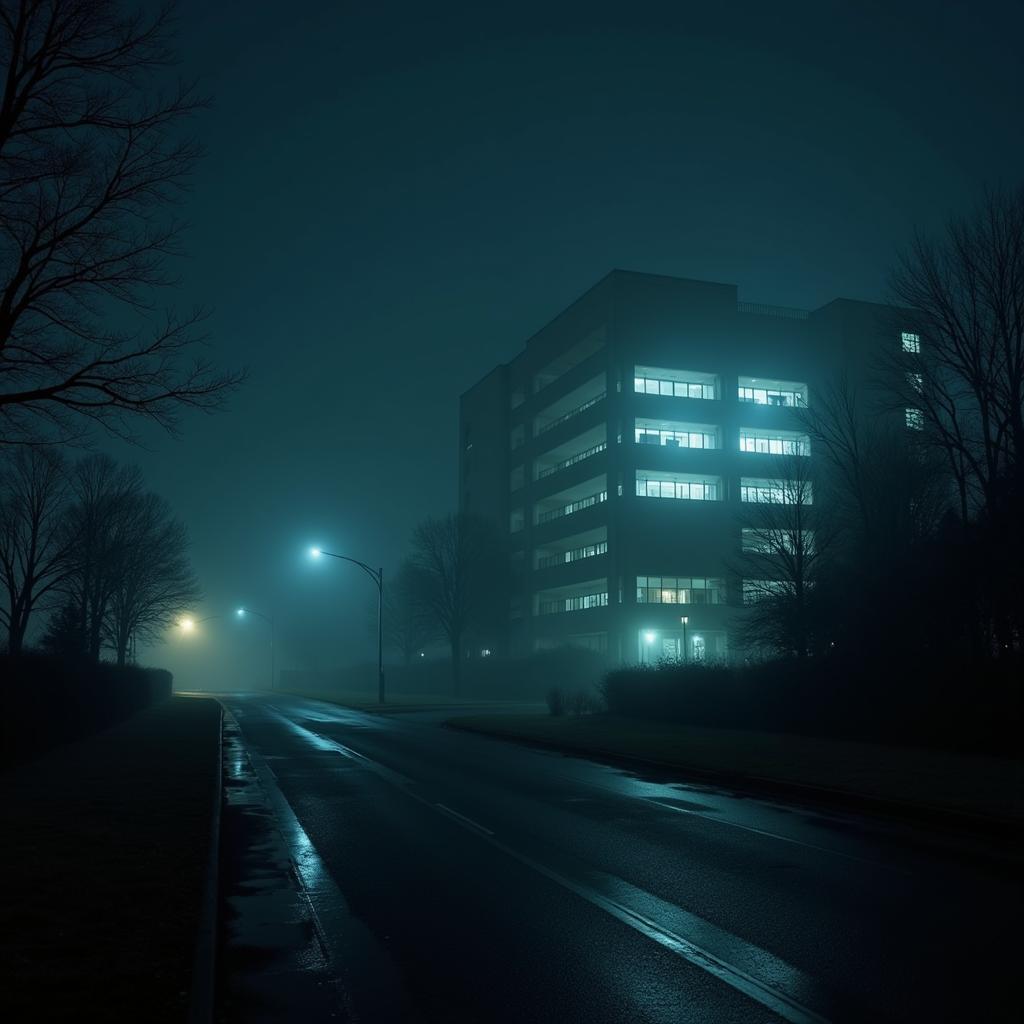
644, 630, 656, 643
236, 607, 246, 617
480, 648, 492, 657
179, 617, 195, 633
310, 546, 322, 558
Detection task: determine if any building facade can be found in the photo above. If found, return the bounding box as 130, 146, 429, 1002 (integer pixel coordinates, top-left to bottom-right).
459, 271, 916, 664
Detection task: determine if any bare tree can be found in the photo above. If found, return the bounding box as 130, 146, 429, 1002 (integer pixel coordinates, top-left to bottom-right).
0, 0, 243, 445
64, 453, 144, 660
732, 455, 827, 658
883, 186, 1023, 524
408, 513, 505, 694
0, 446, 73, 652
104, 490, 199, 665
383, 559, 435, 665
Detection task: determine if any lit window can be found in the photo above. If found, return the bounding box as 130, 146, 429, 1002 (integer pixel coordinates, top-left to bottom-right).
636, 576, 726, 604
738, 430, 810, 456
908, 372, 923, 393
905, 408, 924, 430
901, 332, 921, 354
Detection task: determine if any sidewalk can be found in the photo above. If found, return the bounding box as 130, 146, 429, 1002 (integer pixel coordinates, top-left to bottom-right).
0, 695, 222, 1022
446, 713, 1023, 835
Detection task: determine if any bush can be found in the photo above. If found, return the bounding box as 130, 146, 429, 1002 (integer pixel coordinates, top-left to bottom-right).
0, 652, 173, 767
600, 653, 1022, 754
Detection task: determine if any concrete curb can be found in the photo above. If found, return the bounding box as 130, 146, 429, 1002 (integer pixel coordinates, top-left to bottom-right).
444, 720, 1022, 845
188, 700, 224, 1024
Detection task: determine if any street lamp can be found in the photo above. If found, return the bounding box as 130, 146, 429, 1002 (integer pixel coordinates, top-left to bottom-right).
643, 629, 656, 665
236, 607, 276, 691
178, 614, 221, 633
680, 616, 689, 664
310, 546, 385, 703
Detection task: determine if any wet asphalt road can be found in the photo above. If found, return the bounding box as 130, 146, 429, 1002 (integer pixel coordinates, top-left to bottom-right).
218, 692, 1020, 1024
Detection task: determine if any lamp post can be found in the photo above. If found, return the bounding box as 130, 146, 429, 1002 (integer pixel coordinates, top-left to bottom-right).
236, 607, 276, 691
680, 616, 689, 663
311, 547, 385, 703
643, 630, 656, 666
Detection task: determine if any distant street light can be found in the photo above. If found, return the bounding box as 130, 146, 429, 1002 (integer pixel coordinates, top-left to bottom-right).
236, 607, 276, 691
309, 546, 385, 703
178, 614, 221, 634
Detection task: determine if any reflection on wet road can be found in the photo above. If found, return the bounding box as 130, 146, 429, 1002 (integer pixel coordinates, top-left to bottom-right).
218, 693, 1020, 1024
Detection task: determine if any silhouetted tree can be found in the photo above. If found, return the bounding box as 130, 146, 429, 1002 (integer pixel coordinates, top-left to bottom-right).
0, 0, 243, 445
104, 491, 199, 665
63, 454, 145, 661
732, 455, 828, 658
40, 599, 86, 658
881, 185, 1024, 651
408, 513, 506, 694
383, 559, 435, 665
801, 376, 951, 655
0, 447, 73, 653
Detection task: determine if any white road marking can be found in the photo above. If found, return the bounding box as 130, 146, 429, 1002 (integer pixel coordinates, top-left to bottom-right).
435, 803, 495, 836
277, 705, 837, 1024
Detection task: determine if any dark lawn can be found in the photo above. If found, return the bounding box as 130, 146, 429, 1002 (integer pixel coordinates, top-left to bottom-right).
0, 695, 221, 1022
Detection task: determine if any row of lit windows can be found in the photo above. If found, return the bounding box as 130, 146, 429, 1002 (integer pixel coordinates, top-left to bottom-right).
536, 490, 607, 524
538, 592, 608, 614
537, 541, 608, 569
634, 377, 717, 400
740, 480, 809, 504
537, 441, 607, 479
739, 431, 810, 455
636, 427, 717, 449
636, 477, 720, 501
737, 386, 805, 407
636, 576, 726, 605
634, 377, 811, 407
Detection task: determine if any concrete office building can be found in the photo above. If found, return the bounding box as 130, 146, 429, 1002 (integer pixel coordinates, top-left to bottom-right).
459, 271, 918, 664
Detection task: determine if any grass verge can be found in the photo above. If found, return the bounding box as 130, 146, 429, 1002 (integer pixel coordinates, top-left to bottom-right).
0, 695, 221, 1022
446, 713, 1022, 824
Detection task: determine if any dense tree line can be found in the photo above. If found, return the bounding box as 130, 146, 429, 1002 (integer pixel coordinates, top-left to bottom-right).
0, 450, 199, 663
735, 186, 1023, 664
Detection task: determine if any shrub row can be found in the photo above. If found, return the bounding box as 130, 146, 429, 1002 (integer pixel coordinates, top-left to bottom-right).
1, 653, 173, 767
601, 654, 1022, 754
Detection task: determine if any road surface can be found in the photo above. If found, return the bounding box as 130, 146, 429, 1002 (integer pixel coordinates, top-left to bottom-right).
216, 692, 1020, 1023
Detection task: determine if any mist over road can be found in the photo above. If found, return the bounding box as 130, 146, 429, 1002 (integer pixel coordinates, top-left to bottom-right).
218, 693, 1018, 1023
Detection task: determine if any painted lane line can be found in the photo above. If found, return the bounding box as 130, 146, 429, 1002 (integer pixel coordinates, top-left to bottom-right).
644, 798, 887, 869
435, 803, 495, 836
279, 707, 837, 1024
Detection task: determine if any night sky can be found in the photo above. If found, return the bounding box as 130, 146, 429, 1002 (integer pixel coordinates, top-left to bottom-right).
116, 0, 1023, 688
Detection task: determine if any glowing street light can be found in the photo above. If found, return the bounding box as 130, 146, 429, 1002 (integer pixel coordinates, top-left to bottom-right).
642, 629, 657, 666
236, 606, 276, 691
309, 545, 385, 703
177, 614, 221, 635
